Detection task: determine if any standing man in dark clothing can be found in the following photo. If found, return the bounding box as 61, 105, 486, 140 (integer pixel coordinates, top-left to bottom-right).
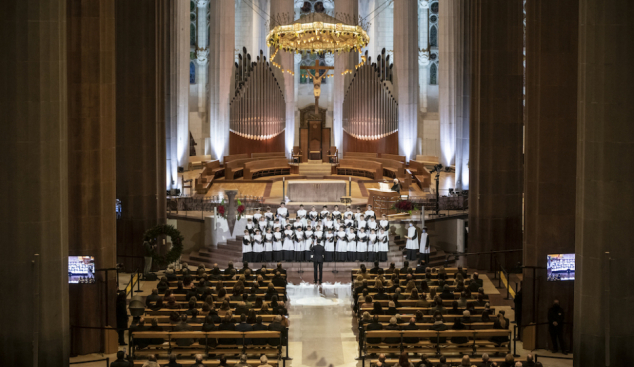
143, 239, 156, 277
311, 239, 325, 284
514, 286, 523, 338
110, 351, 133, 367
548, 299, 567, 354
115, 290, 129, 346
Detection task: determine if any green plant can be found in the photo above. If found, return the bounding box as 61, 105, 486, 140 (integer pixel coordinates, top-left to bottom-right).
144, 224, 184, 266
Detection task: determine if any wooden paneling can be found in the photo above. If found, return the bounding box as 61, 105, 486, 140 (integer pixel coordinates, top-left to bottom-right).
321, 128, 331, 162
300, 128, 309, 162
342, 131, 399, 155
229, 131, 285, 156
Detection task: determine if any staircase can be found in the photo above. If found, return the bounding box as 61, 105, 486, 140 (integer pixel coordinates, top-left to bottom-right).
298, 161, 332, 178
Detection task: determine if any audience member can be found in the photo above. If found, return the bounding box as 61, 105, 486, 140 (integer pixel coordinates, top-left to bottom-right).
233, 354, 250, 367
258, 355, 273, 367
110, 351, 133, 367
395, 352, 411, 367
190, 354, 204, 367
141, 355, 160, 367
174, 314, 194, 346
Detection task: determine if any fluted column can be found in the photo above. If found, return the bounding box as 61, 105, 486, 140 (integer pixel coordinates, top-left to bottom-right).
468, 0, 523, 270
394, 0, 419, 161
270, 0, 295, 157
574, 0, 634, 365
209, 0, 234, 159
334, 0, 359, 155
67, 0, 117, 355
0, 0, 70, 365
522, 0, 578, 351
116, 0, 168, 271
196, 0, 210, 155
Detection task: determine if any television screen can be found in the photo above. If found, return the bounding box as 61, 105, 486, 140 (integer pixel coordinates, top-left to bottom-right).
69, 256, 96, 284
547, 253, 575, 281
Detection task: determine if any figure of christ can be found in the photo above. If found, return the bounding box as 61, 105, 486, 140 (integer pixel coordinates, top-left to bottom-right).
300, 60, 334, 114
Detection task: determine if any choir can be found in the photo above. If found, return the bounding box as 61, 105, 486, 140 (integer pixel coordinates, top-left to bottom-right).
241, 203, 391, 263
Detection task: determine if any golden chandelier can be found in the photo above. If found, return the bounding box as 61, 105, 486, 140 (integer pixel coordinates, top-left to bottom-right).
266, 12, 369, 55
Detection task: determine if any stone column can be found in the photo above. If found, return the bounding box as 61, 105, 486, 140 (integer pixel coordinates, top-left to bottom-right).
196, 0, 210, 154
439, 0, 470, 189
333, 0, 359, 155
66, 0, 117, 355
0, 0, 70, 365
418, 1, 430, 113
574, 1, 634, 365
522, 0, 578, 350
209, 0, 235, 159
468, 0, 523, 270
394, 0, 419, 161
270, 0, 295, 157
116, 0, 168, 271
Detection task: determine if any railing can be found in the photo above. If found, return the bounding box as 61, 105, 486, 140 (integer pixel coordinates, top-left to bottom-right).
125, 268, 141, 295
409, 192, 469, 216
167, 194, 267, 219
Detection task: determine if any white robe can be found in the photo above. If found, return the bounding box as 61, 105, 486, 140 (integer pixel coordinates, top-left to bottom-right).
264, 212, 274, 221
378, 232, 389, 252
253, 213, 263, 222
346, 233, 357, 252
379, 219, 390, 232
273, 232, 283, 251
324, 219, 334, 231
332, 210, 342, 220
304, 230, 314, 249
336, 231, 347, 252
343, 211, 354, 220
242, 234, 253, 253
357, 233, 368, 252
264, 233, 274, 252
405, 226, 419, 250
364, 210, 375, 220
324, 233, 335, 251
296, 209, 307, 226
252, 234, 264, 253
308, 211, 319, 227
313, 230, 323, 246
367, 220, 379, 232
294, 231, 305, 252
282, 229, 294, 251
320, 210, 330, 225
419, 232, 430, 253
258, 220, 269, 232
277, 207, 289, 226
357, 220, 367, 231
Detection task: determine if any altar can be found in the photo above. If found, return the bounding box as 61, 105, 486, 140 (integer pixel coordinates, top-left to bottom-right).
287, 180, 346, 203
367, 186, 400, 216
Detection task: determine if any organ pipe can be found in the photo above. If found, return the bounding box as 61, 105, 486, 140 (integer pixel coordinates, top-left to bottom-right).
230, 48, 286, 140
342, 50, 398, 140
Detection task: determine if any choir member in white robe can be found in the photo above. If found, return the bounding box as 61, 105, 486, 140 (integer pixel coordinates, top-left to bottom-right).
367, 217, 379, 232
272, 218, 282, 232
357, 218, 368, 232
294, 228, 305, 262
323, 215, 335, 232
293, 218, 304, 231
304, 226, 314, 262
253, 208, 263, 223
336, 228, 347, 261
264, 207, 274, 221
282, 224, 294, 261
368, 231, 378, 263
378, 228, 389, 262
246, 218, 256, 235
308, 206, 319, 228
263, 228, 274, 262
296, 204, 308, 227
320, 206, 330, 226
405, 223, 419, 261
252, 229, 264, 262
334, 218, 343, 232
332, 205, 342, 221
354, 207, 363, 222
324, 228, 335, 262
258, 217, 269, 233
242, 230, 253, 262
364, 205, 376, 221
343, 205, 353, 222
344, 214, 355, 234
273, 227, 283, 261
313, 225, 324, 255
357, 229, 369, 262
418, 226, 430, 264
277, 202, 289, 226
379, 214, 390, 232
346, 229, 357, 262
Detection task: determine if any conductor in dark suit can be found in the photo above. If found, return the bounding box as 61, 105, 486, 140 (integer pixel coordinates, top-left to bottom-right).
311, 239, 326, 284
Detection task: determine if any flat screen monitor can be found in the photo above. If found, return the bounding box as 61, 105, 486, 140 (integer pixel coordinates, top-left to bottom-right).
546, 253, 575, 281
69, 256, 96, 284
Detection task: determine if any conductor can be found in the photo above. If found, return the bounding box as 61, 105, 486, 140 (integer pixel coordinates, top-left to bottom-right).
311, 239, 326, 285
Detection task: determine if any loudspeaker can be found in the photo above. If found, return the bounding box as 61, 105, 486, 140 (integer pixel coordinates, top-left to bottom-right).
178, 166, 184, 173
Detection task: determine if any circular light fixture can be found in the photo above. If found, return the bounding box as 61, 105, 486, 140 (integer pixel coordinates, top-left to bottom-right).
267, 12, 369, 55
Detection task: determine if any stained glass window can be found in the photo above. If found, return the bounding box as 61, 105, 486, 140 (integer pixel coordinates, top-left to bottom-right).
430, 26, 438, 48
190, 61, 196, 84
430, 63, 437, 85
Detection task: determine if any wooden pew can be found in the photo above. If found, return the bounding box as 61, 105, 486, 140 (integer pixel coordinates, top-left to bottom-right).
223, 154, 249, 163
368, 357, 506, 367
415, 155, 440, 167
337, 159, 382, 180
131, 330, 282, 357
133, 359, 279, 367
408, 160, 431, 189
364, 314, 496, 323
358, 306, 491, 315
380, 153, 406, 163
344, 152, 378, 159
243, 159, 291, 180
224, 158, 259, 180
365, 157, 412, 189
251, 152, 286, 159
196, 160, 224, 194
374, 322, 495, 330
188, 155, 213, 171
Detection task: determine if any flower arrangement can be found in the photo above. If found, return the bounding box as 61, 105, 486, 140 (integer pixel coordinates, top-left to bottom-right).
394, 199, 418, 215
237, 200, 246, 221
217, 199, 226, 218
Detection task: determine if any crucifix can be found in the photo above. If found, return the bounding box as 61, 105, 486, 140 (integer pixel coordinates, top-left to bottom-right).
300, 60, 334, 114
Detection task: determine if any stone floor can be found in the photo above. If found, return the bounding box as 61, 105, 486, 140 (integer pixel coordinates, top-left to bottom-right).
70, 269, 573, 367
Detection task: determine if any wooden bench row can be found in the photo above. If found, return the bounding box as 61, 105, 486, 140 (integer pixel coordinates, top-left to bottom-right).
363, 329, 511, 356
337, 159, 383, 180
145, 307, 273, 316
364, 314, 498, 323
196, 160, 225, 193
133, 359, 278, 367
151, 315, 280, 324
130, 330, 282, 358
358, 306, 492, 316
